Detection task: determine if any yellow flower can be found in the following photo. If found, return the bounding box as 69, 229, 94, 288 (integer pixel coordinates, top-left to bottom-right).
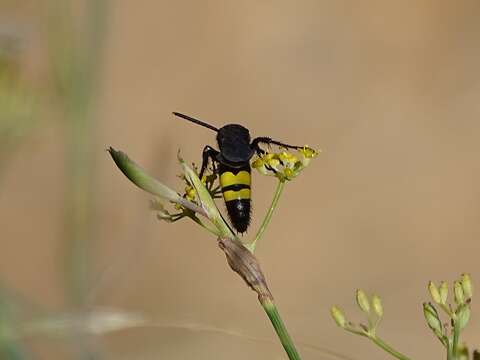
185, 185, 196, 202
279, 152, 299, 170
252, 158, 269, 175
266, 157, 280, 169
252, 145, 319, 181
263, 153, 276, 161
283, 167, 295, 179
251, 158, 263, 168
298, 146, 319, 166
174, 203, 183, 210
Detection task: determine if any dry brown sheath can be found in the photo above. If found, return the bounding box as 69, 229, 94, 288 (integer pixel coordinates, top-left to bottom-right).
218, 237, 273, 302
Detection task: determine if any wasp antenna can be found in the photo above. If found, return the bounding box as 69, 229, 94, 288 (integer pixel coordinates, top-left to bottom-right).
173, 112, 219, 132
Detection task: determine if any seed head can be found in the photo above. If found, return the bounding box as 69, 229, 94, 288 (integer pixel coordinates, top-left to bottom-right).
356, 289, 371, 314
330, 306, 347, 328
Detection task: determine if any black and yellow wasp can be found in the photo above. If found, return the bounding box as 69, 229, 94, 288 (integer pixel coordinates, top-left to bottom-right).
174, 112, 300, 234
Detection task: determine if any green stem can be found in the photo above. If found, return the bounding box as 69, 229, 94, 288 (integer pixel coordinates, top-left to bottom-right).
345, 327, 369, 337
452, 319, 460, 359
248, 180, 285, 252
261, 299, 302, 360
370, 336, 412, 360
447, 339, 453, 360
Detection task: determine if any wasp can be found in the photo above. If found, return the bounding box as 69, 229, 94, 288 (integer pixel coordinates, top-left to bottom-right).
173, 112, 301, 234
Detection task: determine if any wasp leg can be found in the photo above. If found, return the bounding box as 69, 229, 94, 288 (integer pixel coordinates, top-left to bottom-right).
251, 137, 301, 155
265, 164, 278, 174
199, 146, 219, 180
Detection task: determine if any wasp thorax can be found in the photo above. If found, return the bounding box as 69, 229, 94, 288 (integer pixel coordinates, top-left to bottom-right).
216, 124, 253, 163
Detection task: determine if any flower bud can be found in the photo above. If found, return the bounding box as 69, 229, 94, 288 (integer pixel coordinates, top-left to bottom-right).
461, 273, 473, 299
278, 151, 298, 166
423, 302, 443, 336
185, 185, 196, 201
174, 203, 183, 210
298, 146, 318, 166
283, 167, 295, 179
428, 281, 442, 304
455, 304, 471, 330
252, 158, 269, 175
439, 281, 448, 304
371, 295, 383, 318
330, 306, 347, 328
454, 280, 465, 304
267, 158, 281, 171
356, 290, 370, 314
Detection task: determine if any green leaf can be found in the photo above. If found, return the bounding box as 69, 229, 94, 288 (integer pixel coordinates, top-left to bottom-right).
455, 304, 471, 331
423, 302, 444, 341
108, 147, 205, 216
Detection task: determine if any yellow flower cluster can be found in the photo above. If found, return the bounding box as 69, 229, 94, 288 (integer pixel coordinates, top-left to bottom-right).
252, 146, 319, 181
174, 184, 197, 210
175, 171, 219, 211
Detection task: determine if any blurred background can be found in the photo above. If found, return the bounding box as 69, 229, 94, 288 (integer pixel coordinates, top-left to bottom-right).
1, 0, 479, 359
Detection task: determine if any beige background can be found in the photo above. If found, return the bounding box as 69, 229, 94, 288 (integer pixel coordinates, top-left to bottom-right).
1, 1, 480, 359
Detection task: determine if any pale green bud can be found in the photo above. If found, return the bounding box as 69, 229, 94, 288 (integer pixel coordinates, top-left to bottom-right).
461, 273, 473, 299
456, 304, 471, 331
454, 281, 465, 304
371, 295, 383, 317
330, 306, 346, 328
428, 281, 442, 304
356, 290, 370, 314
439, 281, 448, 304
423, 302, 443, 336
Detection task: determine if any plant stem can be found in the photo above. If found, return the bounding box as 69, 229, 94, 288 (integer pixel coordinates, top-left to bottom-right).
370, 336, 412, 360
447, 339, 453, 360
452, 319, 460, 359
248, 180, 285, 252
261, 298, 302, 360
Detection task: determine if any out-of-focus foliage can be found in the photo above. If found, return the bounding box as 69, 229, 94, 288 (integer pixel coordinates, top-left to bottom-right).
0, 29, 36, 175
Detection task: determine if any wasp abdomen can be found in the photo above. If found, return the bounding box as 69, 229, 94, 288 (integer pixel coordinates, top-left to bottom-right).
219, 164, 251, 233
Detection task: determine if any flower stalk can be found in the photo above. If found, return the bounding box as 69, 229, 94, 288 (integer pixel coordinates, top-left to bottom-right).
331, 291, 412, 360
370, 336, 412, 360
262, 299, 302, 360
247, 179, 285, 252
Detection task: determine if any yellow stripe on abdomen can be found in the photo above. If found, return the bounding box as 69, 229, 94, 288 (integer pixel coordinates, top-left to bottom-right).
223, 188, 251, 202
220, 171, 251, 187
